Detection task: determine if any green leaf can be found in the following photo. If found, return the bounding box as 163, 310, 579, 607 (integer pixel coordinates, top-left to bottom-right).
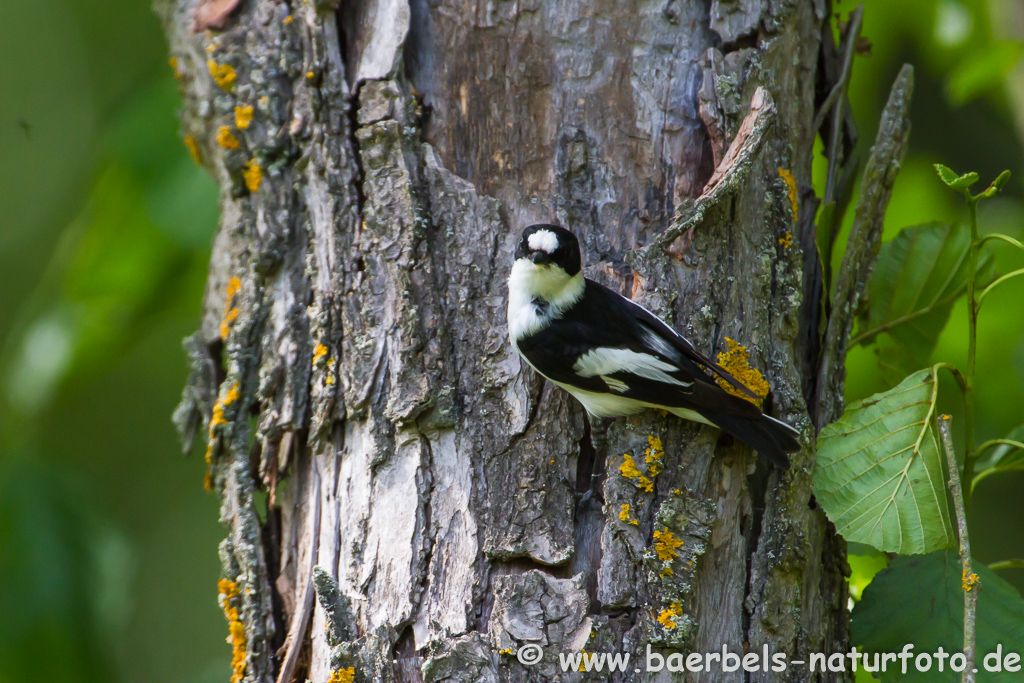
852, 550, 1024, 682
935, 163, 959, 186
934, 163, 979, 190
853, 223, 995, 378
814, 369, 955, 554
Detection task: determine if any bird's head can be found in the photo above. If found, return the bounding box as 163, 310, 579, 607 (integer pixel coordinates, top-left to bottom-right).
510, 224, 584, 307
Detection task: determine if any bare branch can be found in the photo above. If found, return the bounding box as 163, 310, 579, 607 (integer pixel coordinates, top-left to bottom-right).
939, 417, 978, 683
814, 64, 914, 429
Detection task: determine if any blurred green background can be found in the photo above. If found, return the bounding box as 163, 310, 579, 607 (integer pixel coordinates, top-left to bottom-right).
0, 0, 1021, 681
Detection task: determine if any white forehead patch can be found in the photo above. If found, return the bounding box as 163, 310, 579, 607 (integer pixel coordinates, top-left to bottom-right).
527, 229, 560, 254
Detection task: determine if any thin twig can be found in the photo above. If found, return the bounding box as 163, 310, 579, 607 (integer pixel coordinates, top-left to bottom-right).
939, 416, 978, 683
819, 5, 864, 205
989, 559, 1024, 571
977, 267, 1024, 308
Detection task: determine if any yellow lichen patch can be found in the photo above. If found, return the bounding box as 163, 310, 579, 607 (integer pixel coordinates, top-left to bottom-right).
228, 620, 246, 683
619, 453, 654, 492
660, 566, 673, 577
219, 308, 239, 338
184, 134, 203, 165
499, 648, 513, 656
208, 60, 237, 90
217, 125, 240, 149
778, 167, 798, 219
653, 529, 683, 562
235, 105, 254, 130
224, 276, 242, 303
328, 667, 356, 683
220, 276, 242, 339
218, 578, 246, 683
715, 337, 770, 407
619, 504, 639, 526
313, 343, 328, 365
169, 56, 181, 79
243, 158, 262, 192
203, 470, 214, 490
644, 436, 663, 476
283, 14, 294, 23
205, 382, 241, 463
218, 578, 240, 599
963, 570, 980, 592
657, 602, 682, 629
778, 231, 793, 249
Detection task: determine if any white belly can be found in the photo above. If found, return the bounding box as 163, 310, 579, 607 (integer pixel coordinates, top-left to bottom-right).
553, 381, 714, 426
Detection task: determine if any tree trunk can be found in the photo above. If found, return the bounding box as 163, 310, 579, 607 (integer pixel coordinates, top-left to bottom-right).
159, 0, 897, 680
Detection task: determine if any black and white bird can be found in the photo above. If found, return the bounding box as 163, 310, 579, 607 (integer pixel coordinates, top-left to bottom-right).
507, 224, 800, 468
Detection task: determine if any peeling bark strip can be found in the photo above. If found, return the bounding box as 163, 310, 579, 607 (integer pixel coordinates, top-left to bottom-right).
159, 0, 901, 680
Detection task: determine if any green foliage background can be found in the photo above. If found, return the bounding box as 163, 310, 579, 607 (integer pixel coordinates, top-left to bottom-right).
0, 0, 1021, 681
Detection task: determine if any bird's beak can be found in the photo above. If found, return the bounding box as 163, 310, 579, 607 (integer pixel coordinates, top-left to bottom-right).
530, 252, 552, 265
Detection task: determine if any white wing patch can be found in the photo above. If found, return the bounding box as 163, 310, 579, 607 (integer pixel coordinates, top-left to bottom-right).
573, 348, 692, 387
602, 375, 629, 393
642, 327, 682, 362
527, 229, 560, 253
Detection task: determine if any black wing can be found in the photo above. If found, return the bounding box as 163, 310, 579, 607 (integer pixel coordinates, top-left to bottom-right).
516, 279, 761, 420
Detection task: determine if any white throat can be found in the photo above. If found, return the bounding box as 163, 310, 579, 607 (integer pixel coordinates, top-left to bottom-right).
507, 258, 584, 342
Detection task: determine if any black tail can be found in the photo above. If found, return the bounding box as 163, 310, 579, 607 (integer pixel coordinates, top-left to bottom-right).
706, 412, 800, 469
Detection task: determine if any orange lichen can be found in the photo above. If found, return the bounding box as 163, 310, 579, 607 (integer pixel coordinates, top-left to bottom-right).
219, 308, 239, 338
618, 436, 663, 492
715, 338, 770, 407
644, 436, 663, 477
963, 570, 980, 592
205, 382, 241, 463
218, 578, 240, 599
208, 60, 237, 90
778, 231, 793, 249
653, 530, 683, 562
235, 105, 254, 130
328, 668, 356, 683
218, 578, 246, 683
657, 602, 682, 629
184, 134, 203, 165
217, 125, 240, 149
619, 504, 639, 526
619, 453, 654, 492
778, 167, 798, 219
243, 158, 262, 192
220, 276, 242, 339
312, 343, 328, 365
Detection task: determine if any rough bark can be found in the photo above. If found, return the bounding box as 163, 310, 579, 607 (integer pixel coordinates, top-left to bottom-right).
159, 0, 898, 681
